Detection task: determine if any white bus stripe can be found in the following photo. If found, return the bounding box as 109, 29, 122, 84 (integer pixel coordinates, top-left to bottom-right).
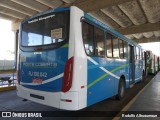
87, 56, 99, 65
87, 56, 120, 79
87, 57, 133, 82
99, 67, 120, 79
42, 73, 64, 84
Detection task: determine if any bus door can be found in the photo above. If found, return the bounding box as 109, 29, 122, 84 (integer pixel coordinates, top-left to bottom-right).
129, 45, 135, 85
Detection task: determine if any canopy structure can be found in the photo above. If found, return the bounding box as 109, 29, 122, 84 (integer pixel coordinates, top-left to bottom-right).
0, 0, 159, 43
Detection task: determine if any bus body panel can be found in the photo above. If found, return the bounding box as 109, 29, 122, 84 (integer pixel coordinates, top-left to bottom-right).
17, 85, 61, 108
134, 47, 143, 83
17, 6, 145, 110
135, 59, 143, 82
87, 57, 130, 106
61, 6, 87, 110
20, 47, 68, 92
17, 6, 88, 110
83, 13, 133, 106
60, 92, 78, 110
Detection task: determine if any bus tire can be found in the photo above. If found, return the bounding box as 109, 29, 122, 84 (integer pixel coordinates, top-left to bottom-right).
116, 79, 125, 100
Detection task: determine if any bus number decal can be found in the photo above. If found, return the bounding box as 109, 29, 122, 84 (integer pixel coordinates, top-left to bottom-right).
28, 71, 47, 78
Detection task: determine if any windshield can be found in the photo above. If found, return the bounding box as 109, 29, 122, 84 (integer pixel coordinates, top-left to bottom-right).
21, 11, 70, 47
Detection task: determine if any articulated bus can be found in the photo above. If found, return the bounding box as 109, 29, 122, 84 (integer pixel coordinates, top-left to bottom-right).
17, 6, 145, 110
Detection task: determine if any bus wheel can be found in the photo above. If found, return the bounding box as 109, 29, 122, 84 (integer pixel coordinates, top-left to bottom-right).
116, 79, 125, 100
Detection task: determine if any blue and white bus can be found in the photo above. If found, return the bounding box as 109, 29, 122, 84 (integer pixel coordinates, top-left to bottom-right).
17, 6, 144, 110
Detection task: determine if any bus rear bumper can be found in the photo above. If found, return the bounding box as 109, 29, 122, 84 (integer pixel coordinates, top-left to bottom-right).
17, 85, 79, 110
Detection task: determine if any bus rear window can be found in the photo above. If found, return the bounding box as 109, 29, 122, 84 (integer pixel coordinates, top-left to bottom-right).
21, 11, 69, 47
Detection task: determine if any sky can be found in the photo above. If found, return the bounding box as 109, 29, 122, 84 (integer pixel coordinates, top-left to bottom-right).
0, 18, 159, 60
139, 42, 160, 56
0, 19, 15, 60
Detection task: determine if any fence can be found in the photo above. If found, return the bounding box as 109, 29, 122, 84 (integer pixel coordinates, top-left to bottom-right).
0, 60, 16, 88
0, 72, 17, 88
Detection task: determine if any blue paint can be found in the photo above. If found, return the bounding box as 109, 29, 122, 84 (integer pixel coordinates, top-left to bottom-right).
84, 12, 143, 106
87, 57, 129, 106
23, 77, 63, 92
20, 46, 68, 92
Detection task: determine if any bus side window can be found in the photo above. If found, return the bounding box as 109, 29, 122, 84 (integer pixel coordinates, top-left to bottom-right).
124, 41, 128, 59
106, 33, 112, 58
112, 36, 119, 58
94, 27, 105, 57
82, 22, 94, 56
119, 39, 124, 59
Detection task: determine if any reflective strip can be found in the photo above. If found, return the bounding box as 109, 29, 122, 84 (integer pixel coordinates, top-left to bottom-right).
88, 57, 142, 81
99, 67, 119, 79
87, 57, 142, 85
87, 57, 98, 65
20, 73, 64, 86
87, 57, 132, 88
87, 56, 120, 79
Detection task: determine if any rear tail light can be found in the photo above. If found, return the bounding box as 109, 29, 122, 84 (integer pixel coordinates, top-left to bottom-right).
62, 57, 74, 92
